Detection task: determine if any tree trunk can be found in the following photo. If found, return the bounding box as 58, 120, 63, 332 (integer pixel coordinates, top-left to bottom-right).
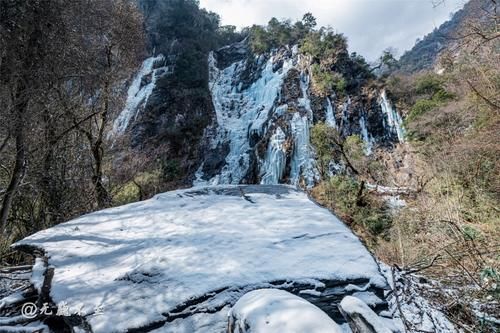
91, 78, 111, 209
91, 143, 110, 209
1, 110, 27, 235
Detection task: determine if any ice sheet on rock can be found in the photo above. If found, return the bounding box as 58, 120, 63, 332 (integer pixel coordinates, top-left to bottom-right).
340, 96, 351, 133
290, 112, 317, 187
15, 185, 385, 333
380, 91, 405, 143
112, 55, 166, 135
229, 289, 343, 333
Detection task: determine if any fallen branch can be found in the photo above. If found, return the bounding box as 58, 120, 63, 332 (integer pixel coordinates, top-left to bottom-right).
403, 254, 441, 275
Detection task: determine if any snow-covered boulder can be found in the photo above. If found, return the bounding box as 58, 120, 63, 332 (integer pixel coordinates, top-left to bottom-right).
339, 296, 396, 333
228, 289, 343, 333
14, 185, 388, 332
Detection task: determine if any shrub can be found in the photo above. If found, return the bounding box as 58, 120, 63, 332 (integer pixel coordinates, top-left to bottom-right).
311, 64, 346, 96
415, 73, 445, 95
310, 122, 341, 176
313, 175, 392, 239
407, 98, 440, 123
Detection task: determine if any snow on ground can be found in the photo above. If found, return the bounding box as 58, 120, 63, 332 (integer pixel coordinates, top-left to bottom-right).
30, 258, 45, 294
378, 263, 459, 333
14, 185, 386, 333
229, 289, 343, 333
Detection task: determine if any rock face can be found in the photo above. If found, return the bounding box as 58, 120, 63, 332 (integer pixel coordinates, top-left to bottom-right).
14, 185, 389, 333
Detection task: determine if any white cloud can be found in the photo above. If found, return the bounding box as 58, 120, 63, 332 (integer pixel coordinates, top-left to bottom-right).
199, 0, 466, 60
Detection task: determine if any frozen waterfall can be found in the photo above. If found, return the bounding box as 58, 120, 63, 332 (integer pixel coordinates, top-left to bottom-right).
325, 97, 337, 129
112, 55, 166, 135
380, 90, 405, 142
359, 115, 375, 155
289, 72, 318, 187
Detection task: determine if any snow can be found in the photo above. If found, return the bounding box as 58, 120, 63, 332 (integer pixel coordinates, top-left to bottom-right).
340, 296, 392, 333
386, 196, 406, 210
380, 91, 405, 143
30, 258, 45, 294
378, 262, 459, 333
14, 185, 386, 333
366, 183, 410, 195
0, 292, 25, 309
351, 291, 384, 307
112, 55, 166, 135
299, 289, 322, 296
0, 324, 49, 333
229, 289, 343, 333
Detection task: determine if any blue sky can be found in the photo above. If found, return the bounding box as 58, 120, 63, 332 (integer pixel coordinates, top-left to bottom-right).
199, 0, 466, 60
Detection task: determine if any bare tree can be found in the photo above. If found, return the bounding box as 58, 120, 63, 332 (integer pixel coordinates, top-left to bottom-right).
0, 0, 144, 237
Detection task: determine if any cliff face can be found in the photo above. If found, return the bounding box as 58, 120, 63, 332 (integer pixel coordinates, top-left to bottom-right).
108, 0, 225, 186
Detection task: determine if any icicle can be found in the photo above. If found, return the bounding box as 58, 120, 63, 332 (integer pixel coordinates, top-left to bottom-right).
359, 115, 375, 155
260, 127, 287, 184
340, 96, 351, 133
380, 90, 405, 142
325, 97, 337, 129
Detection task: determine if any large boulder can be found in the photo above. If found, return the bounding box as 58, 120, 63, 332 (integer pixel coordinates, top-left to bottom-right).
228, 289, 343, 333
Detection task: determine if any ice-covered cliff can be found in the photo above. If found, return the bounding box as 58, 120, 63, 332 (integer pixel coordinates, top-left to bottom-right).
191, 41, 406, 187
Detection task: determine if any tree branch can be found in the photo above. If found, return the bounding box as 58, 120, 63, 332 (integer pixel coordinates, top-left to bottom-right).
466, 80, 500, 111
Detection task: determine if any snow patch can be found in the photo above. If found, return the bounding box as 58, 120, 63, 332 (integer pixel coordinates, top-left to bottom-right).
340, 296, 392, 333
30, 258, 45, 294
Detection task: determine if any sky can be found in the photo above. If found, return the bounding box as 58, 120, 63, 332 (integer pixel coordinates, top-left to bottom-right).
199, 0, 466, 61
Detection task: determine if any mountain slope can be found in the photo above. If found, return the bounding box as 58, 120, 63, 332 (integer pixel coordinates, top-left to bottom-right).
398, 0, 496, 72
